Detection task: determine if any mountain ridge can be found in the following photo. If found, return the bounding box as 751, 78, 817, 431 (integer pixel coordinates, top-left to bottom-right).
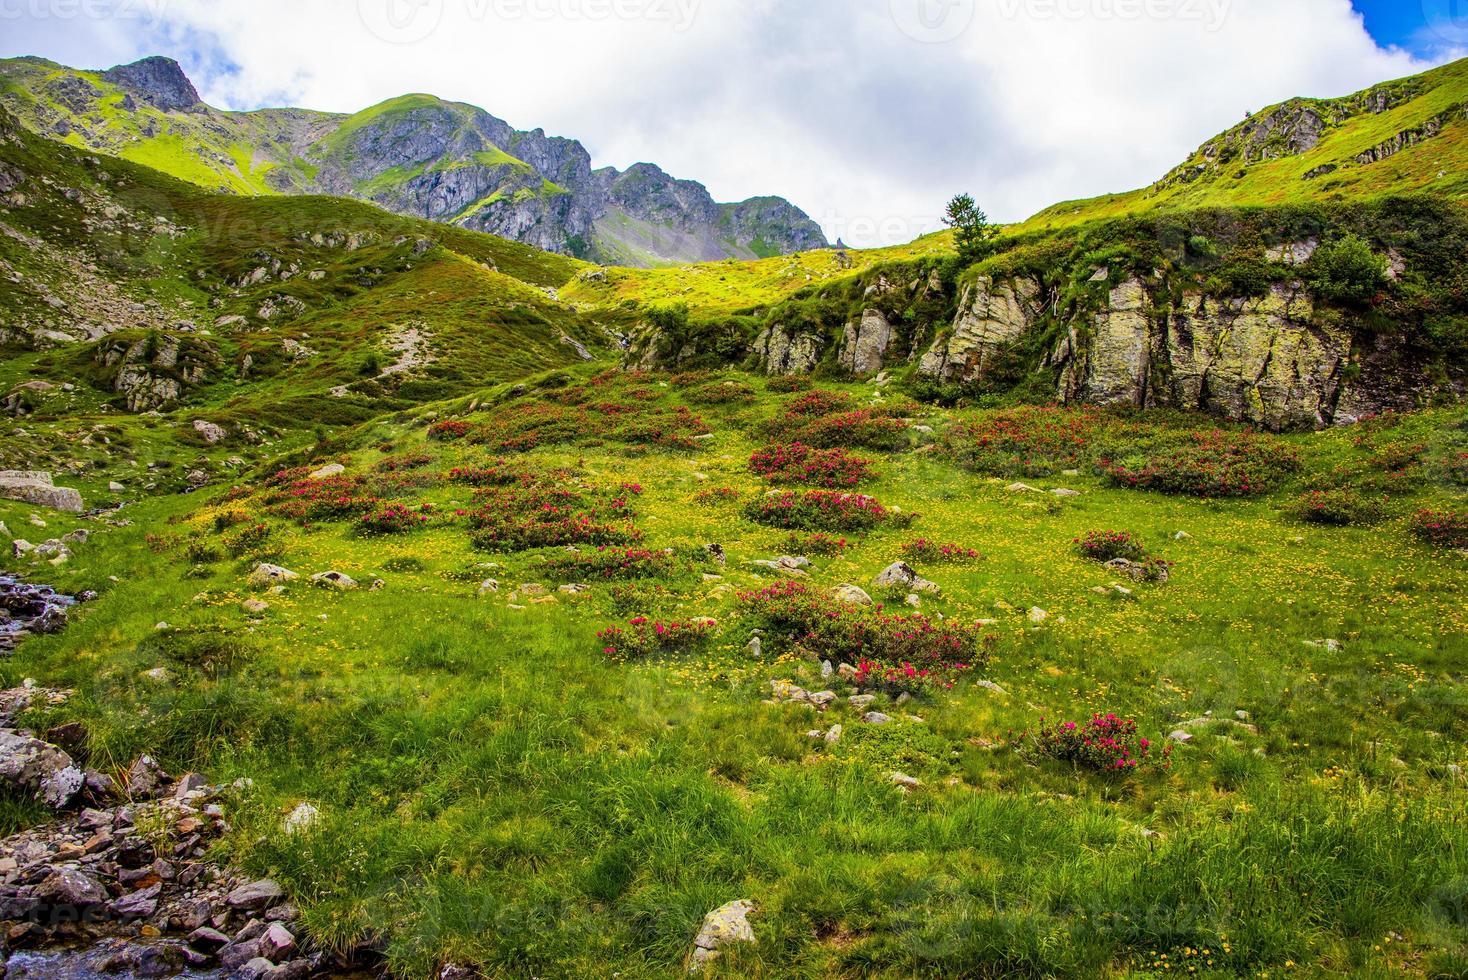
0, 55, 829, 267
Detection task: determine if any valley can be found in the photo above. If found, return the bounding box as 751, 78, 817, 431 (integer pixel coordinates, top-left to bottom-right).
0, 47, 1463, 980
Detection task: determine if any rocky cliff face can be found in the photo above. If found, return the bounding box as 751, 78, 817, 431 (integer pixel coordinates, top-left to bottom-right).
0, 57, 829, 267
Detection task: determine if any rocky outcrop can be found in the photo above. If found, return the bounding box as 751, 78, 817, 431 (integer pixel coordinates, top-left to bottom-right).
919, 277, 1043, 381
838, 310, 894, 375
752, 322, 824, 376
0, 472, 83, 513
100, 56, 201, 112
95, 333, 220, 412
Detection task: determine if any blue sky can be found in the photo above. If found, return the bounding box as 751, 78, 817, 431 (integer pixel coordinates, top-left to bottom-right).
1354, 0, 1439, 54
0, 0, 1459, 246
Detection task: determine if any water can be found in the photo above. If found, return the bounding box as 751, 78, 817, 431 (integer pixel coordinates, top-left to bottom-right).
0, 574, 75, 652
4, 944, 223, 979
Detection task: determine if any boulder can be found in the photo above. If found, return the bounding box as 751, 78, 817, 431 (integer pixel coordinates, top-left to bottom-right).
310, 571, 358, 591
307, 463, 345, 480
125, 754, 168, 798
226, 878, 285, 911
192, 419, 227, 444
0, 730, 84, 808
248, 564, 298, 589
689, 899, 756, 972
832, 584, 873, 605
283, 802, 321, 835
872, 562, 940, 595
0, 471, 83, 513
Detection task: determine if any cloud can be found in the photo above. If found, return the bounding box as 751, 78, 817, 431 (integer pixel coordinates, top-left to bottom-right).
0, 0, 1452, 246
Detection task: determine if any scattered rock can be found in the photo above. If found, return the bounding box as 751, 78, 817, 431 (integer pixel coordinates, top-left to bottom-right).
226, 878, 285, 911
310, 571, 358, 591
283, 802, 321, 835
888, 772, 922, 792
0, 471, 83, 512
192, 419, 226, 444
1028, 607, 1050, 624
832, 584, 873, 605
247, 564, 298, 589
689, 899, 756, 972
125, 754, 168, 798
862, 712, 893, 725
872, 562, 940, 595
307, 463, 345, 480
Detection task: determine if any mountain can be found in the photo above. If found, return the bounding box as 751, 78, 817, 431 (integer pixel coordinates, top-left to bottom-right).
1024, 58, 1468, 232
625, 60, 1468, 429
0, 98, 625, 435
0, 55, 829, 267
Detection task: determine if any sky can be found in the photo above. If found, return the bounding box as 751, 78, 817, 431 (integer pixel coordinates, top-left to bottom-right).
0, 0, 1463, 248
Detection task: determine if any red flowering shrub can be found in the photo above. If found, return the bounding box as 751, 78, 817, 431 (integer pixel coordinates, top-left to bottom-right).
467, 479, 639, 552
358, 503, 433, 536
1410, 510, 1468, 548
1019, 714, 1171, 776
598, 617, 715, 659
783, 391, 853, 417
427, 420, 473, 441
944, 406, 1107, 477
785, 410, 910, 451
750, 443, 873, 488
376, 453, 434, 472
685, 381, 756, 405
745, 491, 911, 533
264, 475, 378, 523
1291, 488, 1383, 526
901, 539, 982, 564
1074, 530, 1146, 563
1098, 431, 1299, 497
782, 532, 848, 557
853, 659, 972, 696
738, 581, 991, 675
767, 375, 812, 393
543, 547, 673, 581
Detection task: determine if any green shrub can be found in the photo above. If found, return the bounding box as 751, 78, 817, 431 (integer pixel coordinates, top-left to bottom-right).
1306, 234, 1388, 306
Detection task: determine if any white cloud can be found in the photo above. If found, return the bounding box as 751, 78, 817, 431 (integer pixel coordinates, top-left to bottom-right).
0, 0, 1451, 246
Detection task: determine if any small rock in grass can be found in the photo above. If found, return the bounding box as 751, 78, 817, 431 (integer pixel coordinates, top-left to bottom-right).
311, 571, 358, 591
1006, 483, 1042, 494
689, 899, 756, 973
241, 599, 269, 615
248, 564, 298, 589
478, 579, 499, 595
284, 802, 321, 835
824, 725, 843, 744
862, 712, 893, 725
1169, 731, 1194, 744
975, 680, 1008, 696
848, 694, 877, 710
1028, 607, 1049, 624
832, 584, 873, 605
307, 463, 345, 479
1051, 488, 1081, 498
888, 772, 922, 792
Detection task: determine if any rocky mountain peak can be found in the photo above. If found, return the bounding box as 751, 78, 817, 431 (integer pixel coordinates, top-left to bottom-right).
101, 56, 201, 112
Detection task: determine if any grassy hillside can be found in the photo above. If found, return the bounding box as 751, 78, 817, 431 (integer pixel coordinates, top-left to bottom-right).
1, 369, 1464, 977
1025, 58, 1468, 233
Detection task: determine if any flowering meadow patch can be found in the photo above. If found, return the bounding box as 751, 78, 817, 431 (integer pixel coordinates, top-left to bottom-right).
692, 487, 742, 506
738, 581, 992, 674
427, 420, 473, 441
357, 503, 433, 536
852, 659, 971, 696
467, 478, 640, 553
901, 538, 982, 564
1410, 510, 1467, 549
1292, 488, 1384, 526
750, 443, 873, 488
1099, 430, 1300, 497
597, 617, 715, 660
375, 452, 435, 473
746, 490, 912, 533
470, 393, 711, 453
1074, 530, 1146, 563
1019, 714, 1171, 776
766, 375, 812, 393
264, 475, 378, 523
943, 405, 1107, 477
782, 532, 848, 557
770, 392, 910, 451
684, 380, 756, 405
542, 547, 673, 581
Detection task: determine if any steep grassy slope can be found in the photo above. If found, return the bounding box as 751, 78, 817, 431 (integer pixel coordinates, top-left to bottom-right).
0, 56, 829, 266
1025, 58, 1468, 232
0, 101, 606, 462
